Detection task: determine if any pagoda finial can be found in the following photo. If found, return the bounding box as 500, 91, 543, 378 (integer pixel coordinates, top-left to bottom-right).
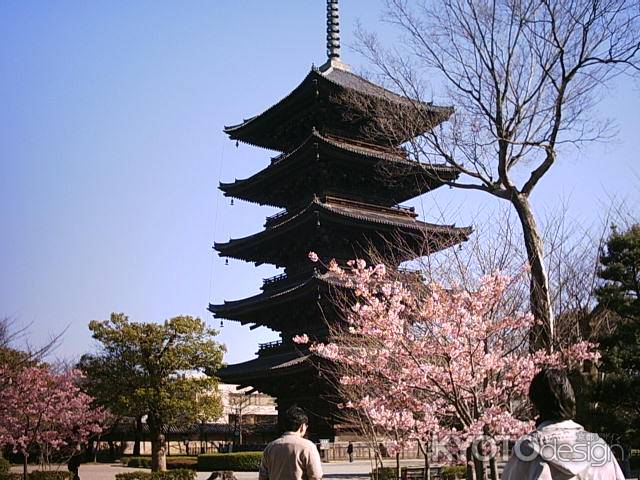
327, 0, 340, 60
320, 0, 350, 72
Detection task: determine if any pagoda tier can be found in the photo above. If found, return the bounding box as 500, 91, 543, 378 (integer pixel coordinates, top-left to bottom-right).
217, 354, 337, 437
215, 195, 470, 268
217, 349, 311, 385
224, 66, 452, 152
209, 270, 344, 334
220, 130, 460, 208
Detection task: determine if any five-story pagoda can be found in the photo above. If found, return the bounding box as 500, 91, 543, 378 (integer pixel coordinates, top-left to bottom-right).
210, 0, 471, 439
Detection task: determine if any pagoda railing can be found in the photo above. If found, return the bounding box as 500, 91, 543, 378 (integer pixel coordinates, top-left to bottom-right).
391, 204, 416, 214
257, 340, 284, 355
262, 273, 288, 287
262, 270, 316, 290
397, 267, 425, 281
398, 266, 421, 274
270, 152, 287, 164
265, 209, 289, 227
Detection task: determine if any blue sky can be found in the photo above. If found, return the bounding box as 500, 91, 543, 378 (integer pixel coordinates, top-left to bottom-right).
1, 1, 638, 366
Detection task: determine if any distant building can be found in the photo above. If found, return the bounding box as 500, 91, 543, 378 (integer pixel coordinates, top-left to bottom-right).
104, 383, 277, 455
217, 383, 277, 426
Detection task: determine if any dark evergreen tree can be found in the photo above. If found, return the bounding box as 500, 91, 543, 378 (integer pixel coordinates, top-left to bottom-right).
585, 225, 640, 449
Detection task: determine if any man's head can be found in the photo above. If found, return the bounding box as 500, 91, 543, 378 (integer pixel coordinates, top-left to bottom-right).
529, 368, 576, 423
284, 405, 308, 436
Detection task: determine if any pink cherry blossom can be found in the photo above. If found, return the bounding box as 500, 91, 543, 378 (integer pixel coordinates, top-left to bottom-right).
304, 259, 598, 460
0, 366, 109, 459
292, 334, 310, 344
308, 251, 319, 263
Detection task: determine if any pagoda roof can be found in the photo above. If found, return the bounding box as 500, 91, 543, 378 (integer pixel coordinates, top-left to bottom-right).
216, 350, 312, 385
224, 66, 452, 152
219, 130, 459, 208
214, 196, 471, 267
209, 270, 345, 325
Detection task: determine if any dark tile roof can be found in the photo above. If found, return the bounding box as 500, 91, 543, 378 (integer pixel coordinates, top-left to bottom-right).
217, 351, 312, 382
217, 196, 460, 248
322, 68, 449, 113
223, 67, 452, 151
219, 131, 459, 208
209, 270, 346, 319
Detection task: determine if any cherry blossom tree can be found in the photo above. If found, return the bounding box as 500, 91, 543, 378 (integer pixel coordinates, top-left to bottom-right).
298, 255, 598, 480
0, 366, 108, 480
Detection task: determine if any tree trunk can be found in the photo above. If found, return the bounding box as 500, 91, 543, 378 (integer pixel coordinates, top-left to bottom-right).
512, 193, 554, 351
465, 447, 476, 480
417, 439, 430, 480
23, 452, 28, 480
396, 452, 401, 480
133, 416, 142, 457
473, 457, 485, 480
424, 450, 430, 480
150, 429, 167, 472
489, 457, 498, 480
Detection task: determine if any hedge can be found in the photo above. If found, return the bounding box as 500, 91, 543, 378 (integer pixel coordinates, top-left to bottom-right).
0, 459, 10, 474
0, 474, 20, 480
126, 457, 151, 469
125, 457, 197, 470
0, 472, 73, 480
370, 467, 396, 480
440, 466, 467, 480
115, 469, 195, 480
166, 459, 197, 471
197, 452, 262, 472
29, 472, 73, 480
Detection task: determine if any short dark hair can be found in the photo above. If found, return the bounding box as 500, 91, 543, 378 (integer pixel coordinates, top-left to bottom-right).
283, 405, 308, 432
529, 369, 576, 423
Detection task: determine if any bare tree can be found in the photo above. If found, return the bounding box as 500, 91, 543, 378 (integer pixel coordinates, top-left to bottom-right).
349, 0, 640, 349
225, 388, 275, 448
0, 317, 63, 373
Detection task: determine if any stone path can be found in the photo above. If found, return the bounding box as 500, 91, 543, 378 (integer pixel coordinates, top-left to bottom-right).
10, 460, 380, 480
15, 461, 637, 480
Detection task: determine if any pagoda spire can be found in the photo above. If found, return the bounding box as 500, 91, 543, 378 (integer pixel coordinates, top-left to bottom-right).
320, 0, 350, 72
326, 0, 340, 60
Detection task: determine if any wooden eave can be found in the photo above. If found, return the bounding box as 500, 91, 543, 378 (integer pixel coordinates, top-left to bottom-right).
219, 130, 459, 207
223, 67, 453, 152
216, 350, 313, 385
208, 270, 345, 325
214, 196, 471, 266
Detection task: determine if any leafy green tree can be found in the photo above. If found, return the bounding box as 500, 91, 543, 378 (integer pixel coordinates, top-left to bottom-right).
586, 225, 640, 448
78, 313, 225, 471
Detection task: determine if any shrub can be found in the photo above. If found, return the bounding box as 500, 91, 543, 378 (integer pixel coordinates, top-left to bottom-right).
115, 474, 148, 480
166, 459, 197, 471
370, 467, 396, 480
197, 452, 262, 472
126, 457, 151, 469
125, 457, 197, 470
0, 458, 10, 474
0, 474, 21, 480
28, 472, 73, 480
115, 470, 196, 480
440, 465, 467, 480
93, 449, 124, 463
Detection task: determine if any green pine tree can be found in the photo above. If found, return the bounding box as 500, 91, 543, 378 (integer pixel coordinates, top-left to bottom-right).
588, 225, 640, 448
78, 313, 225, 472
